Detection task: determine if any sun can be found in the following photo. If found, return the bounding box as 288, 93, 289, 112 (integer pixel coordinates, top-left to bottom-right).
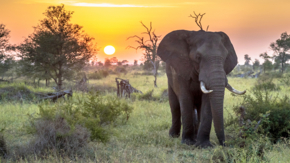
104, 45, 115, 55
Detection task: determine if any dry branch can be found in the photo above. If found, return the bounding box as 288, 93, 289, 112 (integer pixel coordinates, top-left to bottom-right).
115, 78, 142, 98
189, 11, 206, 31
41, 89, 73, 102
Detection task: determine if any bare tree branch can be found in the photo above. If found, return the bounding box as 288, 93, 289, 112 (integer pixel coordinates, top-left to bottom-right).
189, 11, 206, 30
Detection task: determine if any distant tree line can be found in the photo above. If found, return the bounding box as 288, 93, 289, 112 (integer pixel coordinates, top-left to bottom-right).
239, 32, 290, 74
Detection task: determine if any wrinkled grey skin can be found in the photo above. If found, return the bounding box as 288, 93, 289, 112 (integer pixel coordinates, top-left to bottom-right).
157, 30, 238, 147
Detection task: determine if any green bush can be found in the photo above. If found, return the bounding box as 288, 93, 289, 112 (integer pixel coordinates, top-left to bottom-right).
229, 87, 290, 143
87, 69, 109, 80
254, 80, 280, 91
26, 92, 133, 143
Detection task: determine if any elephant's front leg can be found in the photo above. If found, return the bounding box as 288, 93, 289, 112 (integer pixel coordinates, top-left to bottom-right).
195, 94, 213, 148
168, 84, 181, 138
180, 92, 196, 145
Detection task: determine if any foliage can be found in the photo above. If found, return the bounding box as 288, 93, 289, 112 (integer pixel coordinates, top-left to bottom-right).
244, 54, 251, 66
104, 58, 111, 67
114, 66, 127, 74
20, 116, 90, 158
279, 74, 290, 86
252, 59, 260, 71
0, 24, 15, 78
255, 79, 280, 91
229, 85, 290, 143
270, 32, 290, 73
26, 92, 133, 143
17, 4, 97, 89
87, 69, 109, 80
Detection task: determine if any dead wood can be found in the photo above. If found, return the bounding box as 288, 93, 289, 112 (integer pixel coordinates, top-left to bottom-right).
189, 11, 207, 31
115, 78, 142, 98
40, 89, 73, 102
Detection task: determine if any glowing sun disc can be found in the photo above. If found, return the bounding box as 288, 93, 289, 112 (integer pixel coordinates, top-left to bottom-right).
104, 45, 115, 55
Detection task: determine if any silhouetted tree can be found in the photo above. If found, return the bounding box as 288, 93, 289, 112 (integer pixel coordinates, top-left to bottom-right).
122, 60, 128, 65
104, 58, 111, 67
260, 52, 273, 73
17, 5, 96, 89
97, 61, 103, 66
253, 59, 260, 71
117, 61, 122, 66
110, 57, 118, 65
134, 60, 138, 66
0, 24, 15, 79
127, 22, 161, 87
244, 54, 251, 66
270, 32, 290, 73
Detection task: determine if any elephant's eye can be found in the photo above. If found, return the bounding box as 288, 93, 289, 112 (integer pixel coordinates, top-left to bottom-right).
195, 53, 201, 62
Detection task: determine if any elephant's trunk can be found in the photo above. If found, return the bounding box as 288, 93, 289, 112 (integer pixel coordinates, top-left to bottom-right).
208, 57, 226, 145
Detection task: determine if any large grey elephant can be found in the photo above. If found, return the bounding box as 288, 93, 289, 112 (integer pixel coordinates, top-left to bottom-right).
157, 30, 245, 147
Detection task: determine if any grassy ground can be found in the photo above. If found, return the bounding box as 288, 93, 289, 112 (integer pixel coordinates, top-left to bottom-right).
1, 69, 290, 162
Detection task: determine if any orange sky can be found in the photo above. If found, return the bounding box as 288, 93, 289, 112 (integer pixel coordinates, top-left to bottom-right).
1, 0, 290, 64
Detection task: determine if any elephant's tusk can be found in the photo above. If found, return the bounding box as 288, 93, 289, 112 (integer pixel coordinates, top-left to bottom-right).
226, 83, 246, 95
200, 81, 213, 94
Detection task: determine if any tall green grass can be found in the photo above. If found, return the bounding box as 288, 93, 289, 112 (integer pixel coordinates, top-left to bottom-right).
1, 72, 290, 162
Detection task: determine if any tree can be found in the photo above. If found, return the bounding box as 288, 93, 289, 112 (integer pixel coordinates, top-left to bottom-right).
104, 58, 111, 67
260, 52, 273, 73
117, 61, 122, 66
270, 32, 290, 73
134, 60, 138, 66
0, 24, 15, 79
244, 54, 251, 66
97, 61, 103, 66
17, 5, 96, 89
122, 60, 128, 65
127, 22, 161, 87
252, 59, 260, 71
109, 57, 118, 65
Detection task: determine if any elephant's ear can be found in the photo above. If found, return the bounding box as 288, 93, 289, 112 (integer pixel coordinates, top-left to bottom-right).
218, 32, 238, 75
157, 30, 195, 80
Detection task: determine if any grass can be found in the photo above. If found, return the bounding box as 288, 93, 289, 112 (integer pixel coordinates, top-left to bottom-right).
1, 70, 290, 162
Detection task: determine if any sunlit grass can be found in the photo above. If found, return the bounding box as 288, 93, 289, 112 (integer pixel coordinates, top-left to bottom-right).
1, 70, 290, 162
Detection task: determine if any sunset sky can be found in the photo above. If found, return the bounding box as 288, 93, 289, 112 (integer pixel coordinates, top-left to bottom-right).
1, 0, 290, 64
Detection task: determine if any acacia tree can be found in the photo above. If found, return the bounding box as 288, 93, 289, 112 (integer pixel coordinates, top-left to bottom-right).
127, 22, 161, 87
270, 32, 290, 73
18, 5, 96, 89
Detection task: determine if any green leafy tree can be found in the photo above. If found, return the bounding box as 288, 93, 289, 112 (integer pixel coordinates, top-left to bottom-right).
0, 24, 15, 79
244, 54, 251, 66
270, 32, 290, 73
17, 4, 96, 89
260, 52, 273, 73
252, 59, 260, 71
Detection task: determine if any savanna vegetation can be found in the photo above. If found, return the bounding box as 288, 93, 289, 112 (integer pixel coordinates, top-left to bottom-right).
1, 4, 290, 163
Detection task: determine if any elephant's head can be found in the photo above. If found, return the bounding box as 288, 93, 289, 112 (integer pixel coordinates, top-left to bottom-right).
157, 30, 245, 145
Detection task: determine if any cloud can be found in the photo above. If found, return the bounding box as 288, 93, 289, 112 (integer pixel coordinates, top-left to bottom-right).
72, 2, 173, 8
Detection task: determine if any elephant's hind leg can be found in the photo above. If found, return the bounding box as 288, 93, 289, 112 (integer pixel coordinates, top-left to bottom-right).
168, 85, 181, 138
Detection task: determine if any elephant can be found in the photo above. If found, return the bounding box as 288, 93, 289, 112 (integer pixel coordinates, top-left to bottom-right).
157, 30, 246, 147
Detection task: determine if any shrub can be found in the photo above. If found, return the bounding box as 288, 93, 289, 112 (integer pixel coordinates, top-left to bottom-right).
87, 69, 109, 80
279, 74, 290, 86
228, 86, 290, 143
20, 116, 90, 157
27, 92, 133, 142
254, 80, 280, 91
0, 124, 7, 158
114, 66, 127, 74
